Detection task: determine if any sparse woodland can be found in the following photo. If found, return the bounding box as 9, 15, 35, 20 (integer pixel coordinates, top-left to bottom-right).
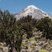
0, 10, 52, 52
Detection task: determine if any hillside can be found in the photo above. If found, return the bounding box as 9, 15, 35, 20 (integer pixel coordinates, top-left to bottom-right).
0, 5, 52, 52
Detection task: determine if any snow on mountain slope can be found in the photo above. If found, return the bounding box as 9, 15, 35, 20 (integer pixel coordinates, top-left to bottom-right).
15, 5, 49, 20
24, 5, 39, 10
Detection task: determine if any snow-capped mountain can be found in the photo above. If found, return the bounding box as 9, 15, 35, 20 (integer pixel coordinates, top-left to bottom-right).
15, 5, 50, 20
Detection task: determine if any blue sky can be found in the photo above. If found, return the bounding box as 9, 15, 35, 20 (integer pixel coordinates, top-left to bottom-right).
0, 0, 52, 14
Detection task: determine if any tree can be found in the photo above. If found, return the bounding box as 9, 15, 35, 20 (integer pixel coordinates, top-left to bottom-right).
17, 15, 34, 39
36, 17, 52, 39
0, 10, 23, 52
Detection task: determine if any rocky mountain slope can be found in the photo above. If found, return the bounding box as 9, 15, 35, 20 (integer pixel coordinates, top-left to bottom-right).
15, 5, 50, 20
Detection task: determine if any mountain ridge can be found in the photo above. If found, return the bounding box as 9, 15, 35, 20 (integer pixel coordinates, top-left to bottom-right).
15, 5, 51, 20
